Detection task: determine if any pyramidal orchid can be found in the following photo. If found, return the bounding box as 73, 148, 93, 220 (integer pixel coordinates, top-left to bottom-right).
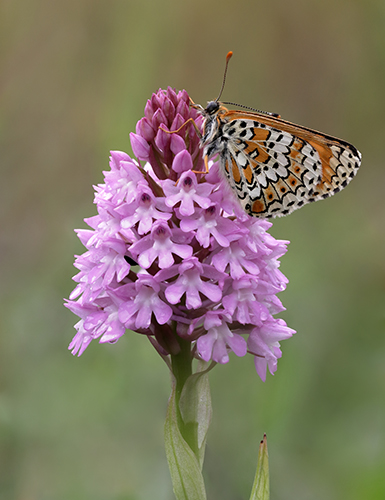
66, 87, 294, 380
65, 87, 295, 500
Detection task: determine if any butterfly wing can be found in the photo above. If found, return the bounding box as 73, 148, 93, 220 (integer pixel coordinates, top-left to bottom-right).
218, 110, 361, 218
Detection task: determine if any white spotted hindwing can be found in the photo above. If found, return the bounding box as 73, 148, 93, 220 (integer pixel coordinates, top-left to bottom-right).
201, 107, 361, 218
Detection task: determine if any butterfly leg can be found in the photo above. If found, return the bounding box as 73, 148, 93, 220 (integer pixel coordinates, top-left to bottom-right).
159, 118, 202, 138
159, 118, 209, 175
203, 156, 210, 174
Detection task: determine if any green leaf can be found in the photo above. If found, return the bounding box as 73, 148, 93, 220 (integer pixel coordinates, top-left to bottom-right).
179, 361, 212, 468
164, 383, 207, 500
249, 434, 270, 500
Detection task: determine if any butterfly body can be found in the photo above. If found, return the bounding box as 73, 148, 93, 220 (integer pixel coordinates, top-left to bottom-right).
199, 100, 361, 218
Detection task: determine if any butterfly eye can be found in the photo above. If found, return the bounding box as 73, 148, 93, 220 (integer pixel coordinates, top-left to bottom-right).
206, 101, 220, 114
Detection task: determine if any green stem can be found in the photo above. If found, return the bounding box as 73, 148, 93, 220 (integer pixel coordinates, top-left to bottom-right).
171, 337, 193, 401
170, 337, 196, 453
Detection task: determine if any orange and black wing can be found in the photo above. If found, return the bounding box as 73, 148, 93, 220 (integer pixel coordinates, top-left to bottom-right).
219, 110, 361, 217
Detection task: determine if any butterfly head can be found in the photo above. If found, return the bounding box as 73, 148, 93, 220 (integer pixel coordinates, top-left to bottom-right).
205, 100, 221, 115
191, 99, 226, 119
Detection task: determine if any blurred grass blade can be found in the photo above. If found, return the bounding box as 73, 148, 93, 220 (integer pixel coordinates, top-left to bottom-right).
249, 434, 270, 500
164, 383, 207, 500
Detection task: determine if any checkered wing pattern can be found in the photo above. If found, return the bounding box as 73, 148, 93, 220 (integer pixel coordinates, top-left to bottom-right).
202, 107, 361, 218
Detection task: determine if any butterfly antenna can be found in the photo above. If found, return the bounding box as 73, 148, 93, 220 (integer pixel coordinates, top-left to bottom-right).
215, 51, 233, 102
221, 101, 280, 118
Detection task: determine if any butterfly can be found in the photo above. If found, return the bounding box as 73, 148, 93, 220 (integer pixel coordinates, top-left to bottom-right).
192, 51, 361, 218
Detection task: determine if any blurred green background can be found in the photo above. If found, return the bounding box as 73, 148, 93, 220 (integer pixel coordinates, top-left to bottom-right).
1, 0, 384, 499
